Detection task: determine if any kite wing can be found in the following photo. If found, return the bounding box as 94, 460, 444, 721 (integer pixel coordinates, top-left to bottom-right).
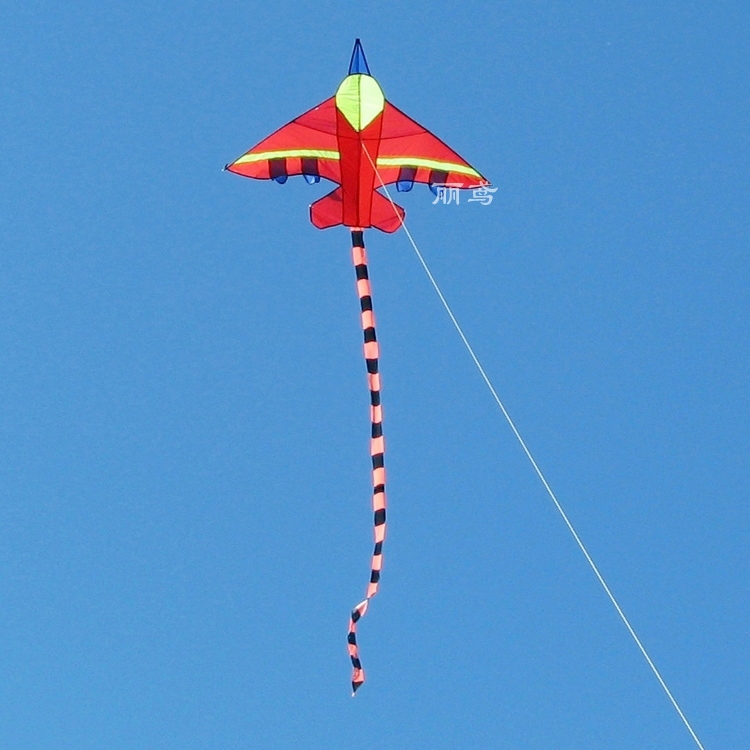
375, 102, 487, 190
226, 97, 342, 185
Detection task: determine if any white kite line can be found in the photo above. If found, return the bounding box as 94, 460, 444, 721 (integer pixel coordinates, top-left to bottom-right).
362, 143, 705, 750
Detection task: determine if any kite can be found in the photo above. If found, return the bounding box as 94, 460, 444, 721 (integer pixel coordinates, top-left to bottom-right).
225, 39, 487, 694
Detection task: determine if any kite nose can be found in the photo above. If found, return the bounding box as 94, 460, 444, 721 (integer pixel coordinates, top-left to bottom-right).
348, 38, 370, 75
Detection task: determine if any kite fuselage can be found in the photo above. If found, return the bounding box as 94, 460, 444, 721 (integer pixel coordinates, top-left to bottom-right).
335, 109, 383, 229
332, 72, 387, 229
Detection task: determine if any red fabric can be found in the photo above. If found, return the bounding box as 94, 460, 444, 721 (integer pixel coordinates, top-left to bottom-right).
310, 187, 343, 229
377, 102, 487, 188
226, 97, 340, 182
368, 190, 404, 233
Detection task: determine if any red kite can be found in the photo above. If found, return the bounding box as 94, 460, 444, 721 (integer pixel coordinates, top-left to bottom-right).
226, 39, 486, 694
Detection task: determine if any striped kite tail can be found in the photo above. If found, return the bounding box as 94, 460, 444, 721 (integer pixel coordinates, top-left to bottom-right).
347, 229, 387, 696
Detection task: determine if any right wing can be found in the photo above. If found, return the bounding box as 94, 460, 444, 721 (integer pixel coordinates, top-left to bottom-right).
375, 102, 488, 190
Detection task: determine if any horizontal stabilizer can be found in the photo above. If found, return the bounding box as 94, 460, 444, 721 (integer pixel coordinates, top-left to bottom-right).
369, 189, 404, 233
310, 187, 344, 229
310, 187, 405, 233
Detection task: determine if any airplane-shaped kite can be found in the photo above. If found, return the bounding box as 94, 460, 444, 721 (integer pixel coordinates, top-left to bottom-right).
226, 40, 487, 694
226, 39, 487, 231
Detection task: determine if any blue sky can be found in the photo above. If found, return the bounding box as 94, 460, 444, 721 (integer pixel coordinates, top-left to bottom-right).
1, 2, 748, 748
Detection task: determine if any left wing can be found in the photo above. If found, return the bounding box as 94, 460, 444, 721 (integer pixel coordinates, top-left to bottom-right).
375, 102, 487, 190
226, 97, 342, 185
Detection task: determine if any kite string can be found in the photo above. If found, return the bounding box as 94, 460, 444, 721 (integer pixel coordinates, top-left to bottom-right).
361, 144, 706, 750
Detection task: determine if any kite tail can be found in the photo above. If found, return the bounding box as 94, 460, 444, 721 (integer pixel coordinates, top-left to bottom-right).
347, 228, 387, 696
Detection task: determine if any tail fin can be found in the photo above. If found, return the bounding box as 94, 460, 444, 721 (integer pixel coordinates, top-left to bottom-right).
310, 187, 344, 229
310, 187, 405, 233
369, 189, 404, 233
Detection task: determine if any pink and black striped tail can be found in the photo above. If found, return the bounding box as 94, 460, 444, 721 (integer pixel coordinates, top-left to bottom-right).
347, 229, 387, 696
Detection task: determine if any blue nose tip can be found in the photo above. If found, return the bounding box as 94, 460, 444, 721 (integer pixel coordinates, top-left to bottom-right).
348, 38, 370, 75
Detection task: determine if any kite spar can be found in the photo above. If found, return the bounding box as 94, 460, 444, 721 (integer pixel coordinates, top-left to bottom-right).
225, 39, 486, 694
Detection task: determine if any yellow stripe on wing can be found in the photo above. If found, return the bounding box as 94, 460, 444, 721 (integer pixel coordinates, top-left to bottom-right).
376, 156, 480, 178
233, 148, 340, 165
